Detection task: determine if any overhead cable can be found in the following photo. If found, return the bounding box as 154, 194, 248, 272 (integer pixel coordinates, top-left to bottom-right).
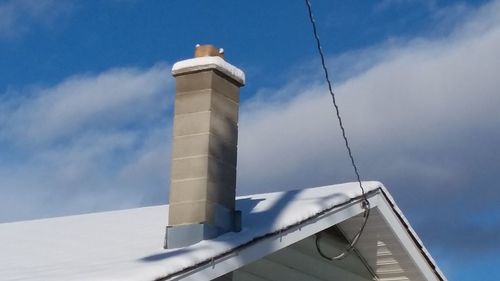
304, 0, 370, 260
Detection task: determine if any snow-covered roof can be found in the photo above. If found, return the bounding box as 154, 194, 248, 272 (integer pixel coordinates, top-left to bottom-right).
0, 181, 445, 281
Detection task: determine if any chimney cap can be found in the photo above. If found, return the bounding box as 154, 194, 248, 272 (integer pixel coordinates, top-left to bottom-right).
194, 44, 225, 59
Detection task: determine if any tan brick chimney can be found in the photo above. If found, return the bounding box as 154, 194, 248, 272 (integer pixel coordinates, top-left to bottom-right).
165, 45, 245, 248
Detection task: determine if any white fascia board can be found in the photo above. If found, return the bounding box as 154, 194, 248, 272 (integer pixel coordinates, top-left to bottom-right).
376, 192, 447, 281
166, 192, 380, 281
379, 187, 447, 280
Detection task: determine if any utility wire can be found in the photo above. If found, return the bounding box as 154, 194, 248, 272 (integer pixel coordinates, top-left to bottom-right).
304, 0, 370, 260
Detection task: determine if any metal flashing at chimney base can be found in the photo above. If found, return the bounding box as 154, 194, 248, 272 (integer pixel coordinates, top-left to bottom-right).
165, 209, 241, 249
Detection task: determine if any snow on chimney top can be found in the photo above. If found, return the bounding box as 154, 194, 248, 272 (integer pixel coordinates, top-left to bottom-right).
172, 46, 245, 86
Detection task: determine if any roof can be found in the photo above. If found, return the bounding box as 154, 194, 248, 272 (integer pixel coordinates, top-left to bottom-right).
0, 181, 446, 281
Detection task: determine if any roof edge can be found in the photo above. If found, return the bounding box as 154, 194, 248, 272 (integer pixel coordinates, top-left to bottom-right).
378, 186, 448, 281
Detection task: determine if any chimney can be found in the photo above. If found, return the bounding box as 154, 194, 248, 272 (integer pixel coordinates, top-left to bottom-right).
165, 45, 245, 248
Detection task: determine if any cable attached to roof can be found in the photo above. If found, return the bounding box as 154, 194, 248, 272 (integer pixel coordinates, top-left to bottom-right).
304, 0, 370, 260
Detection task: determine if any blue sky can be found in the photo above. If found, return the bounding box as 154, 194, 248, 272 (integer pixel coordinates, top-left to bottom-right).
0, 0, 499, 280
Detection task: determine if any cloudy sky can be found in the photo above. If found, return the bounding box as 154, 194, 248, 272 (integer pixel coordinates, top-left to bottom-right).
1, 0, 499, 280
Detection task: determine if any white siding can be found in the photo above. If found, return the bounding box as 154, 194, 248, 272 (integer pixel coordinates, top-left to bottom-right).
339, 207, 432, 281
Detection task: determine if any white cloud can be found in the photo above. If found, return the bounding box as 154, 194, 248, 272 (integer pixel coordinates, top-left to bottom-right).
0, 64, 172, 222
1, 64, 169, 145
237, 0, 500, 203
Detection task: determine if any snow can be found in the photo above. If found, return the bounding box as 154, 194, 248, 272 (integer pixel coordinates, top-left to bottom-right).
0, 181, 382, 281
172, 56, 246, 85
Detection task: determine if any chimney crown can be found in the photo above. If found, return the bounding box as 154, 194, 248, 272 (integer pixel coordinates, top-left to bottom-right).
172, 48, 245, 86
